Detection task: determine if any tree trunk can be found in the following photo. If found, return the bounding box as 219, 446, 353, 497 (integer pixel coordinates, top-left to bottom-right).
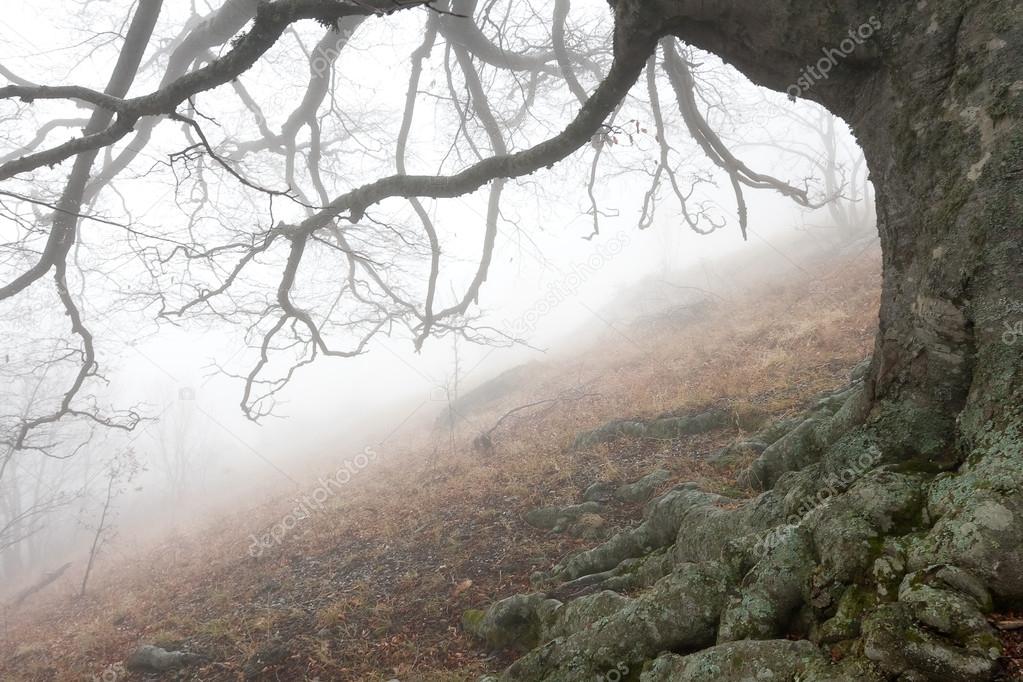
473, 2, 1023, 680
662, 0, 1021, 425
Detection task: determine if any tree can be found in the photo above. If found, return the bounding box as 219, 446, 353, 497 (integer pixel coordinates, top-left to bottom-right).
78, 450, 138, 597
147, 385, 213, 505
0, 338, 89, 584
737, 104, 875, 234
0, 1, 1020, 680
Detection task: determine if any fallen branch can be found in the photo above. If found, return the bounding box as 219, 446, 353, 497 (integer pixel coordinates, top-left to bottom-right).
9, 562, 72, 609
473, 389, 600, 455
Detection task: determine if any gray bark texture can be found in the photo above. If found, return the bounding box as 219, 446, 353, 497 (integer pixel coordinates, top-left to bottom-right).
466, 2, 1023, 679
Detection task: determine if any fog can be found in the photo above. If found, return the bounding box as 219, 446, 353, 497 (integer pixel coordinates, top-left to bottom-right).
0, 0, 872, 602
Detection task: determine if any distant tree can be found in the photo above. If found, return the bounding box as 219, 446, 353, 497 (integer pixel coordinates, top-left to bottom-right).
148, 387, 212, 504
736, 105, 875, 234
0, 339, 86, 581
78, 450, 138, 597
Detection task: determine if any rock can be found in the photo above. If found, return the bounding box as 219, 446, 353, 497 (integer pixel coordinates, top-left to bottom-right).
615, 469, 671, 503
582, 481, 618, 503
126, 645, 200, 673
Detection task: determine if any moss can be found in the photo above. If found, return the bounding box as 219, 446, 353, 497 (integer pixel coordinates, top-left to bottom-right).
642, 640, 828, 681
870, 399, 958, 464
819, 585, 878, 643
462, 609, 485, 633
864, 535, 886, 561
988, 82, 1019, 120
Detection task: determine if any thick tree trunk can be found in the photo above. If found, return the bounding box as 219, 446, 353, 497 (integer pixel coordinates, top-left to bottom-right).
663, 0, 1023, 566
681, 0, 1023, 593
661, 0, 1022, 433
471, 2, 1023, 680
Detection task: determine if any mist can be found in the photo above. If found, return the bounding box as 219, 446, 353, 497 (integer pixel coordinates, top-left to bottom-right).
23, 2, 1019, 681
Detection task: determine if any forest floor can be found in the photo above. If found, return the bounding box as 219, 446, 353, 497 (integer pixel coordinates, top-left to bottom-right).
2, 238, 1019, 681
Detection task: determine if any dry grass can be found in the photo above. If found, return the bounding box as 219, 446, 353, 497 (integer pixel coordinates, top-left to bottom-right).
0, 243, 885, 682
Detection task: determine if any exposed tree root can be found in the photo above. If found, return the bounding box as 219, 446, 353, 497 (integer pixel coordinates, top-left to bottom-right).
467, 365, 1023, 681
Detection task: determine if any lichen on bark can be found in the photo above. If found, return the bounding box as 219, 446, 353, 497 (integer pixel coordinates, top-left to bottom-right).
466, 1, 1023, 679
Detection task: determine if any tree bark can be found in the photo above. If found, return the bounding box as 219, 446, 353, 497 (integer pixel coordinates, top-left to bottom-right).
658, 0, 1022, 443
480, 2, 1023, 679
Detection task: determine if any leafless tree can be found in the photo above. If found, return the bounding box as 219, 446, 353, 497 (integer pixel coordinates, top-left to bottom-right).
147, 387, 212, 504
736, 104, 874, 233
0, 0, 832, 447
2, 2, 1018, 676
78, 450, 138, 597
0, 337, 89, 581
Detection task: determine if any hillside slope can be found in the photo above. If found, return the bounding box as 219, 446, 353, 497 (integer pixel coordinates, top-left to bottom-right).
1, 242, 911, 681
